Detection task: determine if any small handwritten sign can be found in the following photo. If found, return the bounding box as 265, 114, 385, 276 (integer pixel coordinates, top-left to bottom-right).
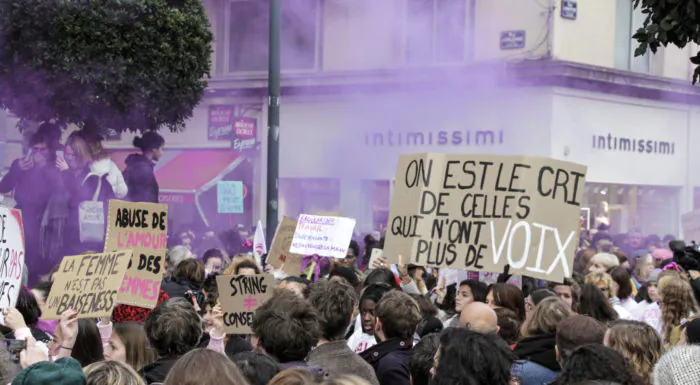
217, 181, 244, 214
104, 200, 168, 308
44, 251, 132, 319
290, 214, 356, 259
216, 274, 273, 334
267, 216, 304, 275
0, 207, 24, 323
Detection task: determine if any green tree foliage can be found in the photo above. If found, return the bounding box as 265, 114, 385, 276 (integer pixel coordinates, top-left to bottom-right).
0, 0, 213, 134
632, 0, 700, 84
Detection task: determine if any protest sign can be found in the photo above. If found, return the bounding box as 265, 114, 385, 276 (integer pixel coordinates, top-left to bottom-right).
0, 208, 24, 323
104, 200, 168, 308
681, 210, 700, 243
217, 181, 244, 214
290, 214, 356, 259
44, 251, 132, 319
268, 217, 304, 275
383, 154, 587, 282
216, 274, 273, 334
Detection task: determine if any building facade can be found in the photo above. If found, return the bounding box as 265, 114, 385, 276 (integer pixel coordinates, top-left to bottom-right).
3, 0, 700, 237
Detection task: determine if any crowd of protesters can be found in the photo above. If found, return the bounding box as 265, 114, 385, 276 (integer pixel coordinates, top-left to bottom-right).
2, 126, 700, 385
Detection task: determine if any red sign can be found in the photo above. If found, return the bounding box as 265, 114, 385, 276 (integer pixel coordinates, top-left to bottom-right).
234, 118, 256, 138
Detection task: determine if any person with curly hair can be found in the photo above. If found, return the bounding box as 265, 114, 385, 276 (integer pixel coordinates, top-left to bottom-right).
552, 345, 644, 385
658, 277, 699, 344
430, 328, 515, 385
604, 320, 664, 385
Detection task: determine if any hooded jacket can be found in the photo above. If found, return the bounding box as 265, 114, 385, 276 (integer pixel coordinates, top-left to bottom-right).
123, 153, 158, 203
90, 158, 128, 199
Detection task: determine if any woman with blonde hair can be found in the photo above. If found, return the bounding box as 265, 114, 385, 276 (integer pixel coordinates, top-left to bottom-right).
586, 272, 634, 320
268, 368, 322, 385
84, 360, 146, 385
604, 320, 663, 385
659, 277, 699, 344
163, 349, 250, 385
512, 297, 573, 385
81, 130, 128, 199
58, 131, 115, 254
588, 253, 620, 274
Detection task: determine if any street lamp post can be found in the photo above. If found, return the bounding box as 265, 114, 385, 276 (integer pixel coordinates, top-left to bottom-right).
265, 0, 281, 247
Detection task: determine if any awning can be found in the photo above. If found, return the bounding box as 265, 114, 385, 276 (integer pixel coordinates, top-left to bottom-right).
111, 149, 243, 205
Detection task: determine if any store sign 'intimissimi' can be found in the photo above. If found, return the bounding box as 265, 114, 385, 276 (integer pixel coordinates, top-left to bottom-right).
365, 130, 505, 147
592, 134, 675, 155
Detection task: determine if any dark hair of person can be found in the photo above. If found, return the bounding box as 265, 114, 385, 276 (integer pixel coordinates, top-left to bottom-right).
251, 290, 321, 363
113, 322, 157, 371
576, 284, 618, 323
530, 288, 557, 306
348, 240, 360, 258
308, 279, 357, 341
15, 286, 41, 326
175, 258, 205, 285
144, 298, 202, 356
235, 260, 261, 275
133, 131, 165, 153
410, 294, 438, 318
635, 283, 652, 303
231, 351, 279, 385
363, 268, 400, 290
613, 251, 629, 266
360, 283, 393, 308
459, 280, 488, 303
609, 266, 633, 300
72, 319, 105, 367
553, 345, 644, 385
328, 266, 359, 287
556, 315, 607, 364
547, 277, 582, 308
202, 248, 227, 265
201, 274, 219, 301
280, 276, 311, 298
375, 290, 421, 340
163, 348, 249, 385
436, 283, 457, 315
431, 328, 514, 385
489, 283, 526, 321
409, 333, 440, 385
494, 307, 521, 345
32, 280, 53, 300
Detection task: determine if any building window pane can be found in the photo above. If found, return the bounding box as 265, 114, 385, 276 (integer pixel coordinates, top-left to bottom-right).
434, 0, 466, 62
405, 0, 435, 65
228, 0, 318, 72
405, 0, 468, 65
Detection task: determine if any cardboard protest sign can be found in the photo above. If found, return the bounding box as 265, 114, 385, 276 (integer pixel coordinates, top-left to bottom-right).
681, 210, 700, 243
104, 201, 168, 308
290, 214, 356, 259
0, 208, 24, 323
216, 274, 273, 334
267, 216, 304, 275
44, 251, 132, 319
383, 154, 587, 282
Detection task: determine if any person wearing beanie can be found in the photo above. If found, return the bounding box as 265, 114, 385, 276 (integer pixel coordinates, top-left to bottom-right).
12, 337, 85, 385
681, 318, 700, 345
653, 345, 700, 385
652, 249, 674, 268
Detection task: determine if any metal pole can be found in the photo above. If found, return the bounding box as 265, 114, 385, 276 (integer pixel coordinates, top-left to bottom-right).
265, 0, 281, 248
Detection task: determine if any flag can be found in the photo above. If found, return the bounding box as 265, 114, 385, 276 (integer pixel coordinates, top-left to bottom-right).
253, 220, 266, 266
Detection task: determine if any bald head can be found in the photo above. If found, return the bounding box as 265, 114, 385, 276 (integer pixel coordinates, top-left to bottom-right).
460, 302, 499, 334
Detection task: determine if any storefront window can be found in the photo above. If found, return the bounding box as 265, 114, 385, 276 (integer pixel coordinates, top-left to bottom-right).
582, 183, 679, 237
280, 178, 340, 218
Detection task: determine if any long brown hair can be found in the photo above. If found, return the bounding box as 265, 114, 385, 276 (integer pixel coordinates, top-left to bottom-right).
605, 320, 663, 385
268, 368, 322, 385
659, 277, 699, 342
163, 349, 249, 385
521, 297, 572, 338
113, 322, 157, 371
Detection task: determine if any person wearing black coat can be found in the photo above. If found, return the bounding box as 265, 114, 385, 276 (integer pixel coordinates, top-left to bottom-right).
123, 132, 164, 203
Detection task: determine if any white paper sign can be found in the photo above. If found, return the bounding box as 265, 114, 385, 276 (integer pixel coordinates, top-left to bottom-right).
0, 207, 25, 323
290, 214, 356, 259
